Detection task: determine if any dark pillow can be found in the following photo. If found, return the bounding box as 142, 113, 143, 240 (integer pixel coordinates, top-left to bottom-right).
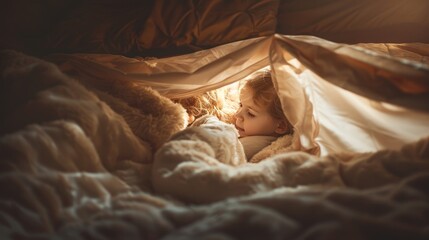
277, 0, 429, 43
45, 0, 278, 57
136, 0, 278, 56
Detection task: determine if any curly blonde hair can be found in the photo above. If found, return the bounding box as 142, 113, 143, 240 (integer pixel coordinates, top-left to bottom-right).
173, 88, 237, 124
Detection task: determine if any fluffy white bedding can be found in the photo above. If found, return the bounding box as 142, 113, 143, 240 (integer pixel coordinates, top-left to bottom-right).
153, 115, 429, 205
1, 43, 429, 240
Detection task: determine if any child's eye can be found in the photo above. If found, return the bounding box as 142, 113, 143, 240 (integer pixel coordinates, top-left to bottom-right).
247, 111, 255, 118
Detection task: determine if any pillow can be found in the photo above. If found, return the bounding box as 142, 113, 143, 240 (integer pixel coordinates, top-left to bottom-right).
45, 0, 278, 57
138, 0, 278, 55
277, 0, 429, 43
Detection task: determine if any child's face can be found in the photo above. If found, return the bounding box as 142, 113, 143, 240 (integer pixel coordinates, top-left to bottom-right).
234, 88, 282, 137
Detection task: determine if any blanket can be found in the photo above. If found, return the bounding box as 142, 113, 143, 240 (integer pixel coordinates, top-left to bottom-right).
0, 49, 187, 190
1, 50, 429, 239
153, 115, 429, 204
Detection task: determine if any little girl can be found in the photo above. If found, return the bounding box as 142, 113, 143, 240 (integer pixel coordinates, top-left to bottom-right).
174, 70, 293, 161
234, 71, 293, 159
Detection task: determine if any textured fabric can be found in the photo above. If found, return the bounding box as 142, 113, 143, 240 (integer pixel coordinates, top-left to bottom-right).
2, 37, 429, 240
48, 35, 429, 156
3, 0, 429, 57
277, 0, 429, 43
239, 135, 277, 160
42, 0, 278, 56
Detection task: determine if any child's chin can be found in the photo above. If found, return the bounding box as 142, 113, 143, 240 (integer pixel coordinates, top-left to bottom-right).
238, 131, 246, 137
235, 126, 245, 137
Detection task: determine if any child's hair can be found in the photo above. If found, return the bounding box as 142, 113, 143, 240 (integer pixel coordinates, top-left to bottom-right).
242, 71, 293, 135
173, 88, 237, 124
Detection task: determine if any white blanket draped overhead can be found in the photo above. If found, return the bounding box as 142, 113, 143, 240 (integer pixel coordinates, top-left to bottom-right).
50, 34, 429, 156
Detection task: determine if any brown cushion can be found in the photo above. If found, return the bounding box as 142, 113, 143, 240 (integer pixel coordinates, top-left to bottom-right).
277, 0, 429, 43
45, 0, 278, 56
